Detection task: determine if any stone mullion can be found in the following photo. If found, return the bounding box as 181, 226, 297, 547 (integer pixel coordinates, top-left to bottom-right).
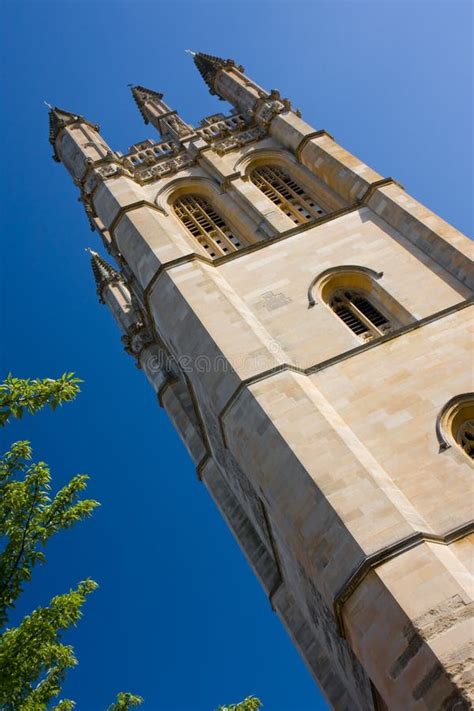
345, 295, 386, 338
254, 170, 304, 223
270, 167, 324, 221
188, 197, 238, 255
177, 197, 227, 256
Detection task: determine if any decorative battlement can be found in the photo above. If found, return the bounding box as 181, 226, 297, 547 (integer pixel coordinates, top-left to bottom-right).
196, 112, 247, 138
122, 139, 180, 168
49, 50, 294, 178
58, 104, 267, 205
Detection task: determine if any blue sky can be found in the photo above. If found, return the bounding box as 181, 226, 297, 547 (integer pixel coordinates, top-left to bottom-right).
1, 1, 472, 710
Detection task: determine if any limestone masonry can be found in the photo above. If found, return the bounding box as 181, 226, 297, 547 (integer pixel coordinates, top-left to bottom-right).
50, 53, 474, 709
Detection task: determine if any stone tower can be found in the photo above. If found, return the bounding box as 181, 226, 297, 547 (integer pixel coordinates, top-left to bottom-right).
49, 53, 473, 709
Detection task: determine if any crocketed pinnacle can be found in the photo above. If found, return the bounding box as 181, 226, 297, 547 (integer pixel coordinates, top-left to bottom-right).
48, 106, 99, 161
191, 52, 243, 95
86, 249, 121, 303
130, 85, 164, 125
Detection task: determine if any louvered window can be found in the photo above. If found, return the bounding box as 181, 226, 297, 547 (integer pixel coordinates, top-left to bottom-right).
457, 420, 474, 460
174, 195, 243, 257
330, 290, 392, 341
250, 166, 325, 224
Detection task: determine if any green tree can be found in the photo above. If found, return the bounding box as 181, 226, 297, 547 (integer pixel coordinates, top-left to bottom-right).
0, 375, 142, 710
216, 697, 262, 711
0, 375, 259, 710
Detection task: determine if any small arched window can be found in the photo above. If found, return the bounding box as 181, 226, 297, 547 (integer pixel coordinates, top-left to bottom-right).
437, 395, 474, 461
174, 194, 243, 257
250, 165, 325, 224
330, 288, 392, 341
311, 267, 412, 343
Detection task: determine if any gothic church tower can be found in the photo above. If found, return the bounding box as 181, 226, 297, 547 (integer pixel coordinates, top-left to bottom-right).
49, 53, 473, 709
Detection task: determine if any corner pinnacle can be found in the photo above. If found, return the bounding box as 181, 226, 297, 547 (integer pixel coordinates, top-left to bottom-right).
86, 249, 121, 303
130, 85, 164, 124
190, 52, 242, 95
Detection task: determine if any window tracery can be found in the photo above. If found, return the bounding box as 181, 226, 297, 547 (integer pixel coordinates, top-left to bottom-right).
173, 194, 243, 257
250, 165, 325, 224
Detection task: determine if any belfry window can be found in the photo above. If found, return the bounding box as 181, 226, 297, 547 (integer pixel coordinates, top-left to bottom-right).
250, 165, 325, 224
330, 289, 392, 341
174, 194, 242, 257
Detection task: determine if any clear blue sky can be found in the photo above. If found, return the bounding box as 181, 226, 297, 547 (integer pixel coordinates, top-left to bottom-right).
1, 1, 472, 710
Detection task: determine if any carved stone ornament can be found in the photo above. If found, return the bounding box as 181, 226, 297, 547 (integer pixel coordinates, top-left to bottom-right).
254, 96, 288, 126
166, 114, 192, 138
134, 153, 195, 184
121, 322, 154, 364
196, 113, 249, 142
214, 126, 267, 156
74, 108, 268, 231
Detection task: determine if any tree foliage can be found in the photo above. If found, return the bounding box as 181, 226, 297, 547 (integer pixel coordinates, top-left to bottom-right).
0, 373, 81, 427
0, 440, 98, 627
217, 697, 262, 711
0, 374, 259, 710
107, 693, 145, 711
0, 375, 142, 710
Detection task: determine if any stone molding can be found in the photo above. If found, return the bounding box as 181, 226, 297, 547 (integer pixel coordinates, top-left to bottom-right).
107, 177, 403, 290
333, 520, 474, 637
140, 203, 363, 296
108, 199, 164, 238
307, 266, 384, 308
294, 129, 336, 162
195, 454, 211, 482
361, 177, 405, 200
216, 298, 473, 449
156, 377, 178, 407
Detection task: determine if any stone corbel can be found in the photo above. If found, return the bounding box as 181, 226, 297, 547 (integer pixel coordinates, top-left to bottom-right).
254, 96, 286, 127
121, 322, 155, 367
220, 172, 241, 191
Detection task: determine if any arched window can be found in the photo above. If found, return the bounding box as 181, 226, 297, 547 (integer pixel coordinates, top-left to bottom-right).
173, 194, 243, 257
250, 165, 325, 224
310, 266, 413, 343
437, 395, 474, 461
329, 288, 392, 341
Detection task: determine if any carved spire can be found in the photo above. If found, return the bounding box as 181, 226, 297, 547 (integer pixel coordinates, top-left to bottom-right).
87, 248, 121, 303
131, 85, 164, 125
189, 52, 292, 126
190, 52, 243, 96
48, 106, 100, 162
129, 85, 194, 142
86, 249, 156, 366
